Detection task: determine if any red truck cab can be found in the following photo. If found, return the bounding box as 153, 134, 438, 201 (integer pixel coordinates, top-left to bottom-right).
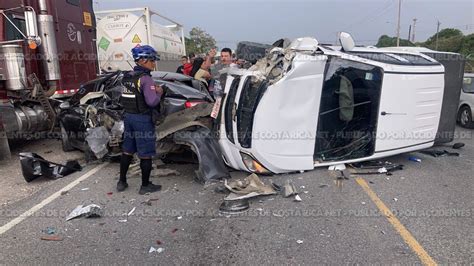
0, 0, 98, 157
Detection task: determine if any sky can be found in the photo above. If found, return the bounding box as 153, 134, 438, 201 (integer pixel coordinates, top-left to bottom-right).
95, 0, 474, 49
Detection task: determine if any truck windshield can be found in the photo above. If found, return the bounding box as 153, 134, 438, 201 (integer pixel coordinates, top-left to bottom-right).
463, 77, 474, 93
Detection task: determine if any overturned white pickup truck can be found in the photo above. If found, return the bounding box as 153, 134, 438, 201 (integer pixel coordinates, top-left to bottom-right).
218, 33, 465, 174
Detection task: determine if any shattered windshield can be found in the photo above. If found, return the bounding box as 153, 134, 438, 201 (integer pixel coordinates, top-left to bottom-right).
315, 57, 383, 162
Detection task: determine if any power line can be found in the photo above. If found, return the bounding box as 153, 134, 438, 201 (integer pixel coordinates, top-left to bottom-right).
340, 0, 395, 30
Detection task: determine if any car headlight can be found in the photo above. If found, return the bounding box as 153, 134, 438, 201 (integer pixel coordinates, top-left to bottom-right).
240, 152, 272, 175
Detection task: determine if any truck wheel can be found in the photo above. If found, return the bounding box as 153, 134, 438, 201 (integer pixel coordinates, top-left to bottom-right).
458, 106, 474, 129
60, 123, 75, 152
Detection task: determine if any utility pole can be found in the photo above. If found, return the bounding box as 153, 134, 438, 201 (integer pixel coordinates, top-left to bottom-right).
436, 20, 441, 50
396, 0, 402, 46
412, 18, 417, 42
408, 25, 412, 41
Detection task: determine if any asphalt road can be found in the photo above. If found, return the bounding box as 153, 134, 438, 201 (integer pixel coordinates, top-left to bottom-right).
0, 127, 473, 264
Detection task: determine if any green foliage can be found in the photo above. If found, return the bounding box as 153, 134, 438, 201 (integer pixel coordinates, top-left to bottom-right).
375, 28, 473, 72
376, 35, 415, 47
425, 28, 463, 45
185, 27, 216, 55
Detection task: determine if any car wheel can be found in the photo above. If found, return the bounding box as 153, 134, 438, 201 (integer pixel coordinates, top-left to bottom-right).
60, 123, 75, 152
458, 106, 474, 129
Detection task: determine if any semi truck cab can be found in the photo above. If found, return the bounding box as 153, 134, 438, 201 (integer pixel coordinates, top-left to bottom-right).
0, 0, 98, 157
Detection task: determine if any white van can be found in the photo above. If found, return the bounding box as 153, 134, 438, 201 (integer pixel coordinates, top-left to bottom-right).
217, 34, 461, 174
458, 73, 474, 128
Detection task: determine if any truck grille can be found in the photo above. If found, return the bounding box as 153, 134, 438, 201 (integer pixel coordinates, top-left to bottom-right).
224, 77, 240, 144
237, 78, 268, 148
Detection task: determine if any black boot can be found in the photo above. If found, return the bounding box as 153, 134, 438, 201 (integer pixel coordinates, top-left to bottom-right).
138, 159, 161, 195
139, 182, 162, 195
117, 154, 132, 192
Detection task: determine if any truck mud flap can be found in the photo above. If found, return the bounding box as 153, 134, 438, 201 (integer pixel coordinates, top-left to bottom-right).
172, 127, 230, 184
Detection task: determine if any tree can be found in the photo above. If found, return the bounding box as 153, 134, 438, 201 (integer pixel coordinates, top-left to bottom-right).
424, 28, 463, 45
185, 27, 216, 55
376, 35, 414, 48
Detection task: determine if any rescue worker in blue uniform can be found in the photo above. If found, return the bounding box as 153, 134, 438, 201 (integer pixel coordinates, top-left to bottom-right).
117, 45, 163, 195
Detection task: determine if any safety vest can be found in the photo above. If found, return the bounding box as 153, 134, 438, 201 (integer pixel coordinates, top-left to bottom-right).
120, 72, 150, 114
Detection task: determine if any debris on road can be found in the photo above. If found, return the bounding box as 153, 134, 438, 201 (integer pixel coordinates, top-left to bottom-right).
149, 246, 164, 253
294, 195, 302, 202
349, 161, 404, 176
271, 182, 282, 192
283, 180, 298, 198
40, 236, 63, 241
118, 219, 128, 223
130, 168, 181, 178
408, 156, 422, 163
127, 207, 136, 216
223, 174, 276, 201
141, 198, 159, 206
296, 240, 304, 244
328, 164, 346, 171
451, 143, 465, 149
86, 126, 110, 159
66, 204, 103, 221
81, 188, 90, 191
42, 227, 56, 235
214, 184, 229, 194
419, 150, 460, 157
171, 228, 179, 234
219, 199, 250, 214
19, 153, 82, 182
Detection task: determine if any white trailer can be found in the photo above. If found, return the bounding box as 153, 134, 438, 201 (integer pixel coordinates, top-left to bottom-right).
95, 7, 186, 73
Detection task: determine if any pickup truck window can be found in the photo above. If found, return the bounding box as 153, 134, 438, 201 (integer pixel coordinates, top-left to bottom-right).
463, 77, 474, 93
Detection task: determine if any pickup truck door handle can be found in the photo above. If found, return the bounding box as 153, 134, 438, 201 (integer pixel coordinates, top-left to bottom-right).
381, 111, 407, 116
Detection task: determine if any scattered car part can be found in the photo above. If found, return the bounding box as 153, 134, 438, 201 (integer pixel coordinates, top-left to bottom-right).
283, 180, 298, 198
66, 204, 103, 221
419, 150, 460, 157
219, 199, 250, 214
173, 127, 230, 183
224, 173, 276, 196
86, 126, 110, 159
349, 161, 404, 176
19, 153, 82, 182
236, 41, 272, 64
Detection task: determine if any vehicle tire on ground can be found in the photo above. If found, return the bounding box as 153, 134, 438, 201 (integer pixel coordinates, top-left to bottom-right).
458, 105, 474, 129
60, 123, 75, 152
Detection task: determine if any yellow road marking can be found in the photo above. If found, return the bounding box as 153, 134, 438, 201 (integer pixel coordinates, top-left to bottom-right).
355, 177, 437, 266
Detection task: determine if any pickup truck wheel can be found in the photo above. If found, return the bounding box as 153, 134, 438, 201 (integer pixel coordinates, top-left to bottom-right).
458, 106, 474, 129
60, 123, 75, 152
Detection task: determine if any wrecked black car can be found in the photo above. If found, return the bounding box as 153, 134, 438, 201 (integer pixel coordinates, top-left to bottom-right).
57, 71, 229, 183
